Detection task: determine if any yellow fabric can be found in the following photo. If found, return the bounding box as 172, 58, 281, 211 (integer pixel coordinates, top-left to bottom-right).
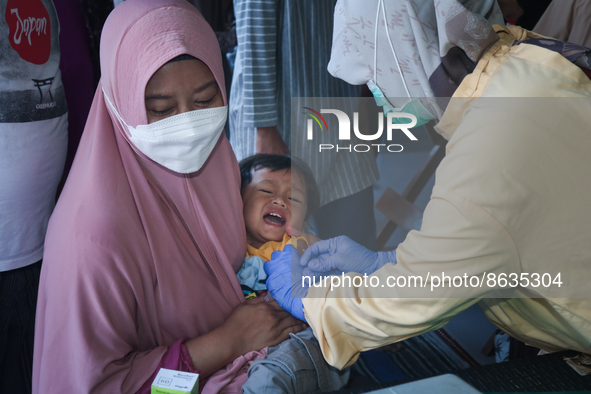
303, 24, 591, 369
246, 233, 308, 261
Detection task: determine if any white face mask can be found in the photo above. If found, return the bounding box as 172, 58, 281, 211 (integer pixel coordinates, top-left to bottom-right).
367, 0, 436, 127
103, 90, 227, 174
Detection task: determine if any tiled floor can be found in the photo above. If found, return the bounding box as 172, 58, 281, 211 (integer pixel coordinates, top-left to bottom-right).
373, 128, 497, 365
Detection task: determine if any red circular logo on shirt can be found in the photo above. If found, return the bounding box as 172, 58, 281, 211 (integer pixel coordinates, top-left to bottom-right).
5, 0, 51, 65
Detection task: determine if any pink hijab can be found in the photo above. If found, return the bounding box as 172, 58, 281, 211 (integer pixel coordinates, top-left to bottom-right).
33, 0, 254, 392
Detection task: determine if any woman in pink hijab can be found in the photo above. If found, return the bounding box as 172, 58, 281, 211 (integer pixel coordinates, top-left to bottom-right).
32, 0, 305, 392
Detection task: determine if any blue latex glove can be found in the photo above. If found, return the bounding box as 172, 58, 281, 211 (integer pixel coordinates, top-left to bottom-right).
264, 245, 307, 322
300, 235, 396, 275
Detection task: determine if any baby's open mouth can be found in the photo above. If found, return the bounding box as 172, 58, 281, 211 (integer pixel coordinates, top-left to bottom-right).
263, 212, 286, 226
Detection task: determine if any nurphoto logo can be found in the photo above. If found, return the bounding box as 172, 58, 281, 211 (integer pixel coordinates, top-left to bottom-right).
303, 107, 418, 153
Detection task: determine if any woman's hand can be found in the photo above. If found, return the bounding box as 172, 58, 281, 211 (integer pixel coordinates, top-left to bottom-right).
222, 297, 307, 356
184, 296, 306, 378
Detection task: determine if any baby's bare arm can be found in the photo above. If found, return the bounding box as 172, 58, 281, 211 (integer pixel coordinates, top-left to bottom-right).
287, 225, 321, 255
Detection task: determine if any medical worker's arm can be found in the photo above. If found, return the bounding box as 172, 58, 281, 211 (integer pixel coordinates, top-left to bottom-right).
302, 187, 520, 369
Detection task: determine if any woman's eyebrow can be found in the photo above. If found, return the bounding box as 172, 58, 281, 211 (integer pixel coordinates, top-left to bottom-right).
145, 93, 172, 102
193, 80, 218, 94
145, 81, 218, 101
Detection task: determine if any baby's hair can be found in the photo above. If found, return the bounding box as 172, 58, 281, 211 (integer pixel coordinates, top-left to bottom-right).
239, 154, 320, 220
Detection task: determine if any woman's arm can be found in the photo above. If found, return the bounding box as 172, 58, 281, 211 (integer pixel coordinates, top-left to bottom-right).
136, 297, 306, 393
183, 297, 306, 378
35, 238, 305, 394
